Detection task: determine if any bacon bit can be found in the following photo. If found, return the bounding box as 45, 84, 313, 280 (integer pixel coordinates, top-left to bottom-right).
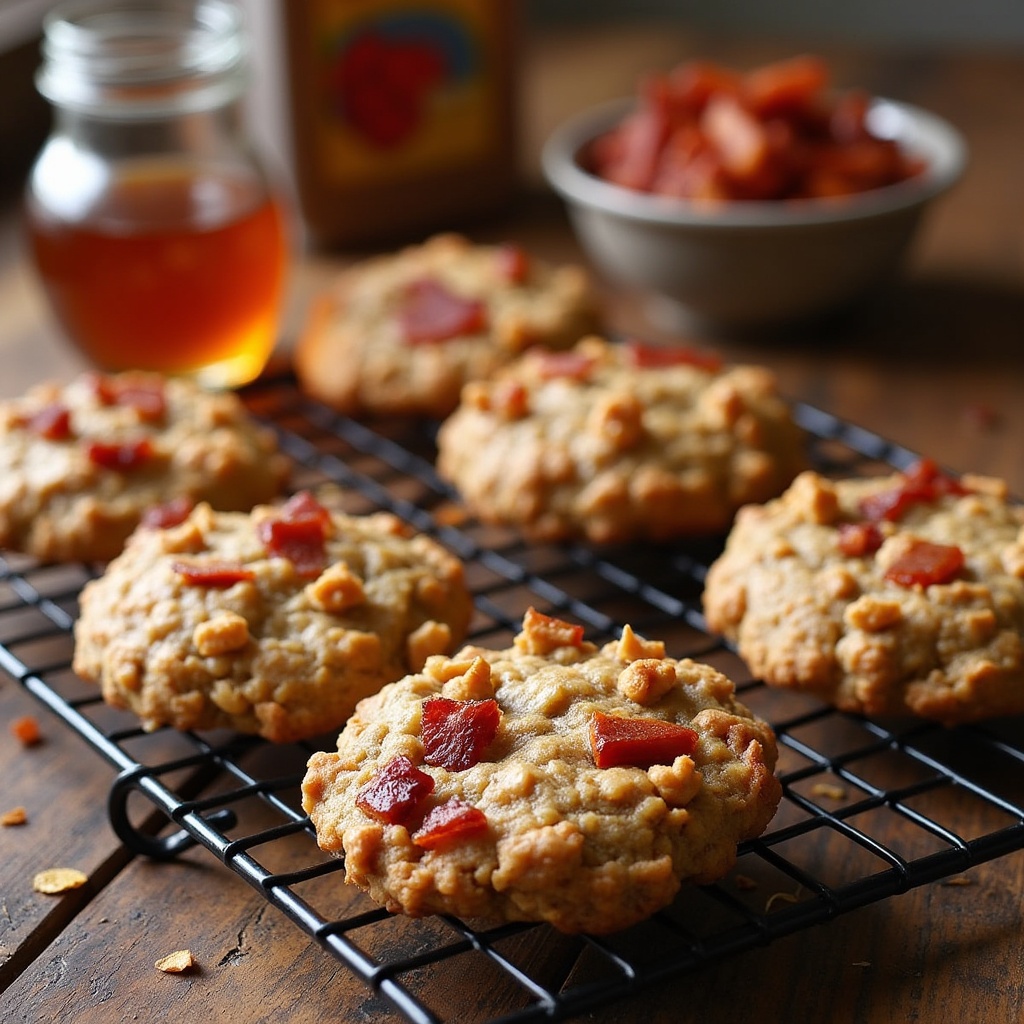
884, 539, 965, 588
398, 277, 487, 344
11, 715, 42, 746
33, 867, 88, 894
84, 372, 118, 405
113, 382, 166, 421
421, 696, 501, 772
258, 518, 325, 577
172, 561, 256, 588
86, 373, 166, 421
20, 403, 73, 440
837, 522, 883, 557
622, 338, 723, 372
154, 949, 196, 973
412, 797, 489, 849
859, 459, 968, 523
1, 806, 28, 826
495, 242, 531, 284
492, 380, 530, 419
279, 490, 332, 527
141, 496, 194, 529
533, 350, 596, 381
258, 491, 330, 577
86, 438, 154, 471
589, 711, 697, 769
355, 755, 435, 825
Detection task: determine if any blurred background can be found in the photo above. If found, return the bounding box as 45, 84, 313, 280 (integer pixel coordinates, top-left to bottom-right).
4, 0, 1024, 193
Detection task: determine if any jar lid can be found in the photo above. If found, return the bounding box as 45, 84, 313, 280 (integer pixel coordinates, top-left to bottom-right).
36, 0, 248, 118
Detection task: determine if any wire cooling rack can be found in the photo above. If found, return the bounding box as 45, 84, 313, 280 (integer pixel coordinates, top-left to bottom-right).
3, 375, 1024, 1024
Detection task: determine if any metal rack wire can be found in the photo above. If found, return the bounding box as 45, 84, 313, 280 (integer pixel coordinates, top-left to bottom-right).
3, 376, 1023, 1024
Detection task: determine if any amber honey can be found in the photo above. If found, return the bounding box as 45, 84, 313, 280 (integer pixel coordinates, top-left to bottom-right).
26, 162, 288, 388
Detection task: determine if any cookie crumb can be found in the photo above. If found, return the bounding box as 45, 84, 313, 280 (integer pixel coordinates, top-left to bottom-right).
733, 874, 758, 891
810, 782, 847, 801
11, 715, 42, 746
1, 806, 28, 826
941, 875, 973, 887
155, 949, 196, 974
33, 867, 87, 894
765, 887, 802, 912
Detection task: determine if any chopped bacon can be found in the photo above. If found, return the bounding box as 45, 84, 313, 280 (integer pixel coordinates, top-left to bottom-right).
421, 696, 500, 772
884, 540, 965, 588
84, 372, 118, 405
589, 710, 698, 769
398, 278, 487, 344
257, 491, 330, 577
492, 380, 529, 419
355, 755, 434, 825
86, 438, 154, 471
495, 243, 531, 284
279, 490, 332, 528
111, 381, 166, 422
86, 373, 166, 421
412, 797, 488, 849
859, 459, 968, 523
590, 55, 922, 201
837, 521, 883, 557
172, 561, 256, 587
622, 338, 722, 372
533, 350, 596, 381
141, 496, 194, 529
20, 403, 72, 440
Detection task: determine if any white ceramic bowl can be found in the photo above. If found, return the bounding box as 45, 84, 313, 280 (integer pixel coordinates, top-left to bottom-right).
541, 96, 967, 331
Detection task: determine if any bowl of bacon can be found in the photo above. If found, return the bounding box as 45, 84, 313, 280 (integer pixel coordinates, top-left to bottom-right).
541, 55, 966, 331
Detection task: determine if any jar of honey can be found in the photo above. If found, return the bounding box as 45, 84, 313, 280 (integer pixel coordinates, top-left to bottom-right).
25, 0, 290, 389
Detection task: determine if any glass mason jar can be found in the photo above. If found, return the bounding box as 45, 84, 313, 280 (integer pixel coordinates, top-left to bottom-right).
25, 0, 289, 389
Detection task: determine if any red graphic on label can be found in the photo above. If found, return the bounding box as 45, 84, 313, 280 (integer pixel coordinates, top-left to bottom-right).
324, 29, 447, 149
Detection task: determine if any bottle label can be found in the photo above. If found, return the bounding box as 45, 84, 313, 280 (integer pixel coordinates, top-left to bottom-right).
304, 0, 506, 186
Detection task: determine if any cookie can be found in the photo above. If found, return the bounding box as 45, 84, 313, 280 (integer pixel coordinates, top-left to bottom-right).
0, 371, 288, 563
72, 492, 473, 742
435, 335, 805, 543
301, 607, 781, 934
293, 233, 599, 419
702, 460, 1024, 724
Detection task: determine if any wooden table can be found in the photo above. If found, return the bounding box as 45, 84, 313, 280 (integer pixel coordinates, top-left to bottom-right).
2, 25, 1023, 1024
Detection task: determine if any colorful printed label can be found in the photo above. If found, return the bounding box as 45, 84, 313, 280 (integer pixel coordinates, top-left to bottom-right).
307, 0, 504, 186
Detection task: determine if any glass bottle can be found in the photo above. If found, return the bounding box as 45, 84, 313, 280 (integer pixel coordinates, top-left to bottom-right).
25, 0, 289, 389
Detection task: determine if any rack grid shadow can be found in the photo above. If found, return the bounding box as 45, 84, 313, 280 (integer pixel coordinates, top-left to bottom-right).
3, 376, 1023, 1024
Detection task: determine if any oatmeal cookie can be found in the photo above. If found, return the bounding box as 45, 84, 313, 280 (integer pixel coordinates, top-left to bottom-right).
73, 492, 472, 742
0, 371, 288, 563
293, 233, 599, 419
703, 461, 1024, 724
302, 607, 781, 934
435, 335, 805, 543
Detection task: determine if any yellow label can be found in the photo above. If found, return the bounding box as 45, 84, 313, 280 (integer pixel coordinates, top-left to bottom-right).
305, 0, 505, 187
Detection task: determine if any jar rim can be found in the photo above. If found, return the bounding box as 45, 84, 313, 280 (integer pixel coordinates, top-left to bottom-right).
37, 0, 248, 118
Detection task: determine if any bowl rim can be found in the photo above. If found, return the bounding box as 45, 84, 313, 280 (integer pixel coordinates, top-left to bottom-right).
541, 95, 968, 229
